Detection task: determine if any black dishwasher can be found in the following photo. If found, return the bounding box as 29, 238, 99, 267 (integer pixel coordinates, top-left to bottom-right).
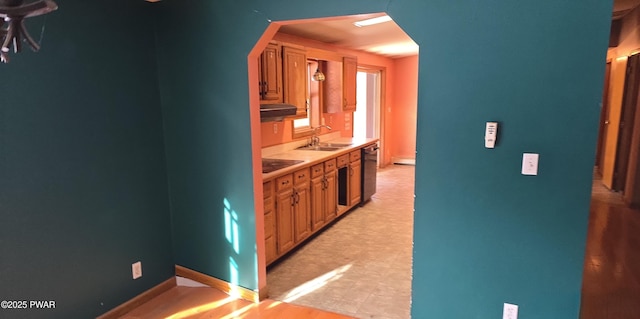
361, 143, 378, 204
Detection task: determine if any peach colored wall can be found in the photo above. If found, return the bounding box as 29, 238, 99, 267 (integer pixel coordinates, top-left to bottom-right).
390, 55, 419, 161
260, 32, 398, 165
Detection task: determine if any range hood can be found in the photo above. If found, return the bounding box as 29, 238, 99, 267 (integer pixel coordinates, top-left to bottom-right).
260, 103, 298, 122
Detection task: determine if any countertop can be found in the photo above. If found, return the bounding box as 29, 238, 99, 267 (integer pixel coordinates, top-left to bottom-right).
262, 136, 378, 181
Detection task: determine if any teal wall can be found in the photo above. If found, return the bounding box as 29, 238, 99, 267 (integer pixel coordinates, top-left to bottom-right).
0, 0, 611, 317
0, 1, 174, 318
155, 0, 611, 318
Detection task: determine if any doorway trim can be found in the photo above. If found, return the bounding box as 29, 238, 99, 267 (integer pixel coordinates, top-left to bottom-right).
357, 64, 387, 167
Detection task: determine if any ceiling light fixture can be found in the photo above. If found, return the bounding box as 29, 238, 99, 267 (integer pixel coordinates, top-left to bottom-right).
353, 15, 392, 27
312, 60, 325, 81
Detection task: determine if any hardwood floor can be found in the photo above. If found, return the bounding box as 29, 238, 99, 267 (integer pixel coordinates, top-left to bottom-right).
121, 286, 354, 319
580, 175, 640, 319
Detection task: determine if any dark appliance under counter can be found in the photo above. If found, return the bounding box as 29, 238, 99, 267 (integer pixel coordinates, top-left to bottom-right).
361, 143, 378, 204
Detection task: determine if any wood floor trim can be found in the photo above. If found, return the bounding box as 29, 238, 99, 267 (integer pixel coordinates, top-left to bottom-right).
96, 276, 176, 319
175, 265, 260, 303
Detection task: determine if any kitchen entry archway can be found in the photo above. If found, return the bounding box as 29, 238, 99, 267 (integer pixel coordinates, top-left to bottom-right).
250, 13, 418, 317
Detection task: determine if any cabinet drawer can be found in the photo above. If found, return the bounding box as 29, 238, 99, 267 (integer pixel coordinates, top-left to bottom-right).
293, 168, 309, 184
263, 181, 274, 198
311, 163, 324, 178
276, 174, 293, 191
337, 154, 349, 168
350, 150, 361, 162
324, 158, 336, 172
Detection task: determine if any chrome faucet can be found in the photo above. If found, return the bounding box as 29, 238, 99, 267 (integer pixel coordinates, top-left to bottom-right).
309, 125, 332, 146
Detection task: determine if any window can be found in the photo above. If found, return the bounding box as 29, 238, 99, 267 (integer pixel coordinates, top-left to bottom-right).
292, 60, 321, 139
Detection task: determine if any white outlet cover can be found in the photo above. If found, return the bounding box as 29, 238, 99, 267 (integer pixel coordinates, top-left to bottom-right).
503, 303, 518, 319
132, 261, 142, 280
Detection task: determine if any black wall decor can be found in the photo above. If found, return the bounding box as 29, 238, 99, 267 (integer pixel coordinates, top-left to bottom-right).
0, 0, 57, 63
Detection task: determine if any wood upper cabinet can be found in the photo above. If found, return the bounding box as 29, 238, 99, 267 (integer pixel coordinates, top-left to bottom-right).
343, 56, 357, 111
322, 60, 343, 114
258, 42, 283, 103
263, 181, 277, 265
323, 56, 357, 113
282, 45, 308, 117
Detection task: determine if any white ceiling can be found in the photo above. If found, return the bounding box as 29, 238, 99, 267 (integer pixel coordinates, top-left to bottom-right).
277, 2, 640, 59
277, 13, 418, 59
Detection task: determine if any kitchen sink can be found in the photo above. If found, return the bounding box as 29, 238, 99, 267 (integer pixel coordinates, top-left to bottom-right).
262, 158, 304, 174
296, 142, 351, 151
296, 146, 343, 151
318, 142, 352, 147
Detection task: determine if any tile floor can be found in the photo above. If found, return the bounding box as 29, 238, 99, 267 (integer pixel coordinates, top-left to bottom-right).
267, 164, 415, 319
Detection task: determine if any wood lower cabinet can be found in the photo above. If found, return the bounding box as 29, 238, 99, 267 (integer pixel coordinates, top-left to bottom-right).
310, 159, 338, 231
324, 160, 338, 222
275, 175, 295, 254
292, 168, 311, 242
311, 164, 325, 230
269, 168, 312, 262
349, 150, 362, 206
263, 181, 277, 265
265, 146, 367, 265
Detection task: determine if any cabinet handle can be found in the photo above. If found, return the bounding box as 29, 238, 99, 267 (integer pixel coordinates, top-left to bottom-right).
291, 190, 296, 206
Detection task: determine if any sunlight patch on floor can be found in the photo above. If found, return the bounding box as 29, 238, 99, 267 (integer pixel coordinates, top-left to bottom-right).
165, 296, 235, 319
283, 264, 352, 303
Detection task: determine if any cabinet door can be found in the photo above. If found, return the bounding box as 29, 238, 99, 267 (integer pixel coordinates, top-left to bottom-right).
322, 60, 343, 114
343, 56, 357, 111
263, 182, 277, 265
259, 42, 282, 103
311, 176, 325, 231
294, 182, 312, 242
349, 160, 362, 206
282, 46, 308, 117
276, 188, 294, 254
324, 170, 338, 222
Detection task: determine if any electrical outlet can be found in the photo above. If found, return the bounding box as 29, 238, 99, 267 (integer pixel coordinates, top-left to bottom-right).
503, 303, 518, 319
273, 123, 278, 134
132, 261, 142, 280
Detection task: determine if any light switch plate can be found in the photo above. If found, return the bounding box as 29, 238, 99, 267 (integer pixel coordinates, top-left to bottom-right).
522, 153, 539, 175
503, 303, 518, 319
132, 261, 142, 279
